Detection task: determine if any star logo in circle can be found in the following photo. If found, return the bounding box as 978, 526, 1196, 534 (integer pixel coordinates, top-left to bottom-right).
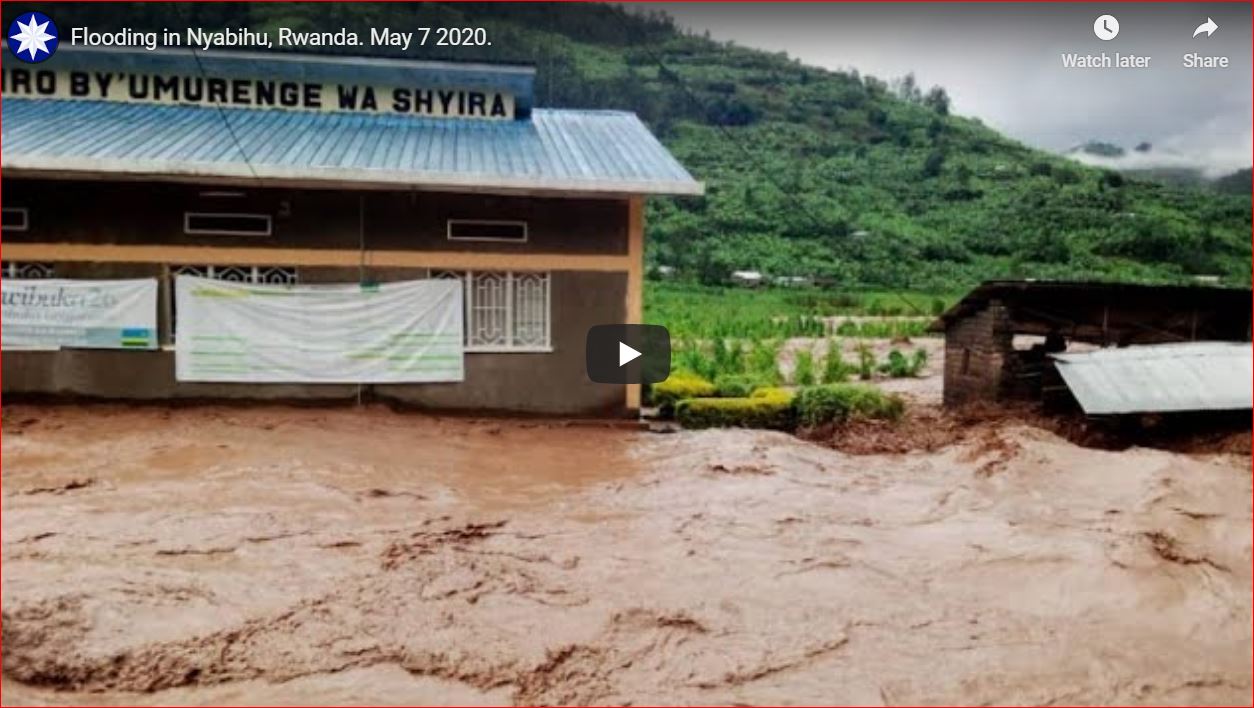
8, 12, 58, 63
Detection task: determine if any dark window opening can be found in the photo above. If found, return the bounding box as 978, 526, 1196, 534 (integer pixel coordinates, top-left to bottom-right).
447, 219, 528, 243
184, 212, 272, 237
3, 208, 29, 232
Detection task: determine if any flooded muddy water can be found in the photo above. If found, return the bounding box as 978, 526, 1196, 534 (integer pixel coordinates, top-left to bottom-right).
2, 404, 1250, 705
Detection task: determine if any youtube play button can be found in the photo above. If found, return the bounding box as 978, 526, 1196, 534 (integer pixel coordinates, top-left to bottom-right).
586, 324, 670, 385
620, 341, 643, 367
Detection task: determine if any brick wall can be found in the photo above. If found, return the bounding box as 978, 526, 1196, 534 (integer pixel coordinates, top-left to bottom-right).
942, 300, 1014, 407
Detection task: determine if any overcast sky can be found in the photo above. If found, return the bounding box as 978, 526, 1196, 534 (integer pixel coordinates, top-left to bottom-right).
655, 2, 1251, 175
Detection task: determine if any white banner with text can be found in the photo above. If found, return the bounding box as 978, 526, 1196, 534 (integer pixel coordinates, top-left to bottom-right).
1, 278, 159, 351
175, 276, 464, 383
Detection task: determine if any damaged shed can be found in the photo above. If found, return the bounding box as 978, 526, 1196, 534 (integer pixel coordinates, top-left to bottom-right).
930, 280, 1253, 409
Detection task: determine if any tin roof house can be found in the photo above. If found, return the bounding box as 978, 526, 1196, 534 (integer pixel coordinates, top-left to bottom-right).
0, 46, 702, 416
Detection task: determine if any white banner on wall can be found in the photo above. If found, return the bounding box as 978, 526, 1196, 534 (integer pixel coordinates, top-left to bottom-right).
174, 276, 464, 384
1, 278, 159, 351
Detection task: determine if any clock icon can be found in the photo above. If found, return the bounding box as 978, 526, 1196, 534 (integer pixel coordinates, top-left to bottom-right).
1094, 14, 1119, 41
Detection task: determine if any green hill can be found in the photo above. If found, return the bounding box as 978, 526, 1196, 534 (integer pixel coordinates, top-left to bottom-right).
29, 2, 1254, 291
1215, 168, 1254, 196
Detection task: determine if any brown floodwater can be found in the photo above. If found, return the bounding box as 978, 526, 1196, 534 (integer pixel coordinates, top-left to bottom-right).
2, 403, 1250, 705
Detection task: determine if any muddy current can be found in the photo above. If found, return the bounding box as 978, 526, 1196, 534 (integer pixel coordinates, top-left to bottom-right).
1, 404, 1250, 705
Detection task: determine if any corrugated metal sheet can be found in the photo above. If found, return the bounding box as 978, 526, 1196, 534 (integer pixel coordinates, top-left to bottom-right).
1051, 342, 1253, 415
1, 98, 703, 196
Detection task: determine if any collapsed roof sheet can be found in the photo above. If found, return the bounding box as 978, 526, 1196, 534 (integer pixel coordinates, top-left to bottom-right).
1051, 342, 1253, 415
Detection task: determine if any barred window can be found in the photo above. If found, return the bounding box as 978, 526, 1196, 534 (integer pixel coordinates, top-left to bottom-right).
173, 265, 297, 285
436, 271, 551, 352
2, 261, 54, 279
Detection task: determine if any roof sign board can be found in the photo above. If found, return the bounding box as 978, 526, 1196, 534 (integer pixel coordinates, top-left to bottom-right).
1, 46, 704, 196
2, 45, 531, 120
1051, 342, 1253, 415
2, 67, 513, 120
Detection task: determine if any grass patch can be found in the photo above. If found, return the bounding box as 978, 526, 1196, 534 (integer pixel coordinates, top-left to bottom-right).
793, 384, 905, 428
713, 373, 777, 398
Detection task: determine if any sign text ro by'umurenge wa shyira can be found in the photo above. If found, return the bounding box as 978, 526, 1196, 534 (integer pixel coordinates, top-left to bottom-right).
0, 67, 514, 119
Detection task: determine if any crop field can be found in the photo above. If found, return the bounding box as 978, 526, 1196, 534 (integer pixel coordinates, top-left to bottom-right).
644, 281, 954, 340
644, 281, 949, 389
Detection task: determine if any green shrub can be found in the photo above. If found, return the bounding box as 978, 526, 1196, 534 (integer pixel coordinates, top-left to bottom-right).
881, 348, 912, 377
793, 348, 816, 386
856, 343, 877, 380
909, 348, 929, 376
651, 372, 717, 415
713, 373, 774, 398
880, 347, 930, 378
676, 392, 796, 430
793, 384, 905, 427
821, 340, 853, 383
747, 339, 783, 383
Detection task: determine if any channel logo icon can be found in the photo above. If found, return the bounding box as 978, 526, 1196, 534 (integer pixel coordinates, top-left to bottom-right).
8, 12, 58, 63
586, 324, 670, 385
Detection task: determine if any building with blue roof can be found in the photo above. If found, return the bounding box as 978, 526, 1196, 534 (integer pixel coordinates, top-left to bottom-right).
1, 46, 703, 414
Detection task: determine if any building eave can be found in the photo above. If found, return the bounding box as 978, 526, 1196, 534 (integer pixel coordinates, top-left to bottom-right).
2, 161, 706, 199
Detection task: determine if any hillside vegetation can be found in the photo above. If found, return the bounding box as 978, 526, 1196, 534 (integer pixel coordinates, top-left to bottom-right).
32, 2, 1254, 291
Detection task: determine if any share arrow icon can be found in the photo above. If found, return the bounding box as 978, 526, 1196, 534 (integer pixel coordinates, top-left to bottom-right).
1193, 17, 1218, 38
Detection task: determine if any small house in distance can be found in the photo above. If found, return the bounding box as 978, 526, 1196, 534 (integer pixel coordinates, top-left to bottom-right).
729, 270, 764, 288
930, 280, 1253, 410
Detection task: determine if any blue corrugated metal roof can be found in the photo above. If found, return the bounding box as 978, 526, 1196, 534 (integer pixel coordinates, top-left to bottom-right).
1, 98, 703, 196
1052, 342, 1253, 415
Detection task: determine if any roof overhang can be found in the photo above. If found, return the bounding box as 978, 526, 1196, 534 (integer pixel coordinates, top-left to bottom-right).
931, 279, 1253, 340
2, 98, 705, 199
3, 161, 706, 199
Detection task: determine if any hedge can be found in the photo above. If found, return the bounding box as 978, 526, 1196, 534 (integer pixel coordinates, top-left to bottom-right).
676, 389, 796, 430
713, 373, 777, 398
793, 384, 905, 427
751, 386, 793, 401
651, 372, 717, 415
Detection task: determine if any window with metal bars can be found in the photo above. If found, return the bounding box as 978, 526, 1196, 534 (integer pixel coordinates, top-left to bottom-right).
1, 261, 54, 279
435, 271, 551, 352
172, 265, 298, 285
